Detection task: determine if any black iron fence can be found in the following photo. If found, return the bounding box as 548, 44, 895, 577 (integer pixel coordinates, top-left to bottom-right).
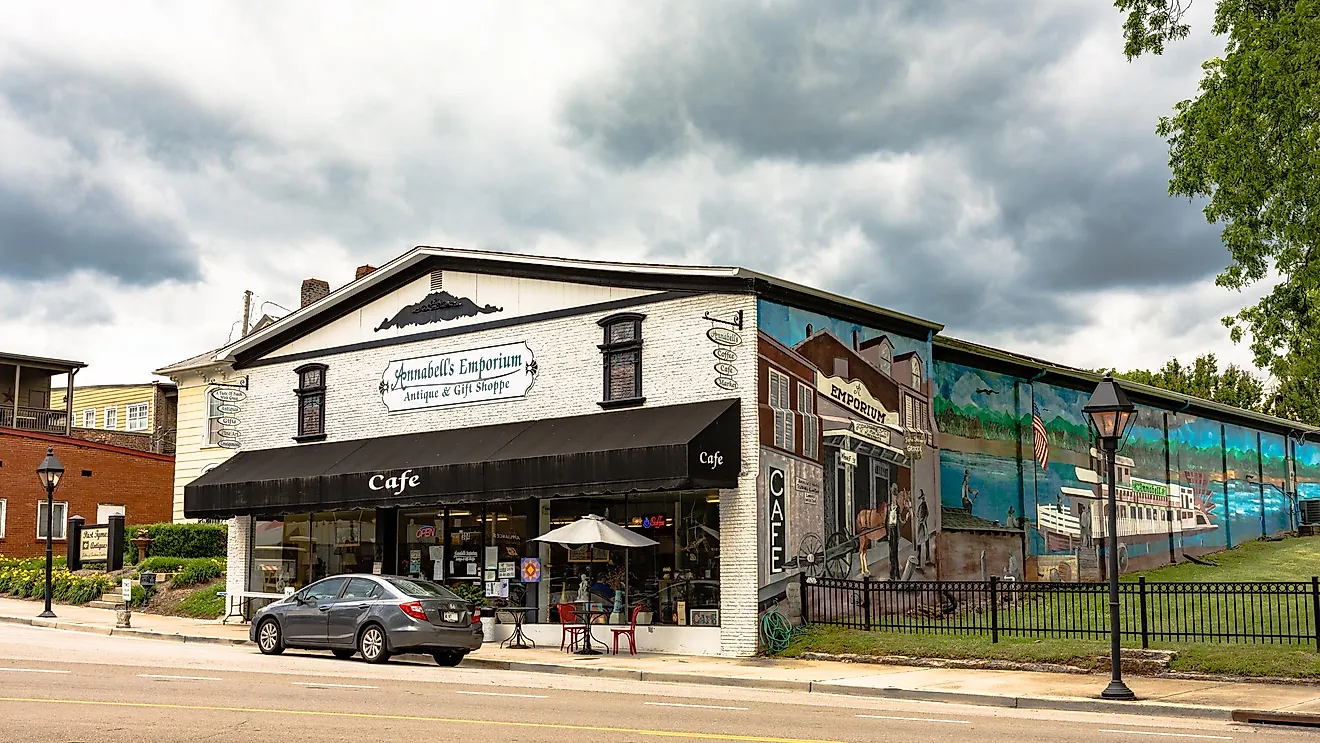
801, 574, 1320, 649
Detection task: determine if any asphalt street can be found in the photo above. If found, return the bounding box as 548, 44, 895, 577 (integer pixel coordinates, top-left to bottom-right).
0, 624, 1311, 743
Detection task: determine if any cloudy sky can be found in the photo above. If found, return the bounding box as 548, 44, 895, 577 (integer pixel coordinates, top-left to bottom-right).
0, 1, 1261, 385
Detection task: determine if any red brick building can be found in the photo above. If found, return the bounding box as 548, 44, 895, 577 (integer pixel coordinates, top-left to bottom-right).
0, 429, 173, 558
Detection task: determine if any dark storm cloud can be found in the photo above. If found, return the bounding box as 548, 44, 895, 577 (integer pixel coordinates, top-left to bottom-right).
561, 0, 1224, 334
563, 0, 1081, 165
0, 62, 229, 284
0, 62, 254, 170
0, 181, 200, 285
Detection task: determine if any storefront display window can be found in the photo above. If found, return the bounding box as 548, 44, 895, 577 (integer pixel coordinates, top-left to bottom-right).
546, 491, 719, 626
249, 510, 376, 592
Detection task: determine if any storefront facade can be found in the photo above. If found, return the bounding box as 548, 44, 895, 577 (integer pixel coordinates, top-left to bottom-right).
187, 250, 761, 655
182, 246, 1318, 656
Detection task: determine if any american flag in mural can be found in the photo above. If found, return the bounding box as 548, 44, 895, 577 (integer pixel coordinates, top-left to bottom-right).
1032, 400, 1049, 470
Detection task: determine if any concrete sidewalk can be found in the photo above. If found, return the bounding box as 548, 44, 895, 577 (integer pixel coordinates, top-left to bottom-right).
1, 596, 1318, 724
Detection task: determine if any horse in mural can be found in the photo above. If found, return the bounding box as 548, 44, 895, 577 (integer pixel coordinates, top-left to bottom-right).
855, 487, 912, 577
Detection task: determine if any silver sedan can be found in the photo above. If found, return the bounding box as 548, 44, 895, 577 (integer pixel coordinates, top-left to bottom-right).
250, 574, 483, 665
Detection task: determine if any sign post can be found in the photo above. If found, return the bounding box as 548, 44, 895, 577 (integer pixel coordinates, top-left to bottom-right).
118, 578, 133, 629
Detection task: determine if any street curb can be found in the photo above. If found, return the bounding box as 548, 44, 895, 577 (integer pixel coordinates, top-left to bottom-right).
0, 616, 1251, 720
463, 653, 1235, 720
0, 613, 248, 646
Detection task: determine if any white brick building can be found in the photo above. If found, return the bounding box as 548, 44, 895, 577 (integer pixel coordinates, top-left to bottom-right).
185, 246, 945, 657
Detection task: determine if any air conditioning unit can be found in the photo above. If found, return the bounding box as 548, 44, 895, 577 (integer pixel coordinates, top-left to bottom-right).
1301, 499, 1320, 526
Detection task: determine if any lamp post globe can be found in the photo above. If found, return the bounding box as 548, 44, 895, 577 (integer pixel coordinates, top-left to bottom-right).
1083, 375, 1136, 701
36, 447, 64, 619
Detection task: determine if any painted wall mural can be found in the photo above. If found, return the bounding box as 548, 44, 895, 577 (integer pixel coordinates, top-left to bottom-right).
755, 300, 939, 598
933, 357, 1300, 577
756, 301, 1302, 592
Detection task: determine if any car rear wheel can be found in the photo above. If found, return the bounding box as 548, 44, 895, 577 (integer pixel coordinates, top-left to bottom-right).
358, 625, 390, 664
331, 649, 355, 660
432, 651, 464, 667
257, 619, 284, 655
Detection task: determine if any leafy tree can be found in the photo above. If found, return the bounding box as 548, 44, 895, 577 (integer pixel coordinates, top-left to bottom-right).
1104, 353, 1267, 411
1114, 1, 1320, 424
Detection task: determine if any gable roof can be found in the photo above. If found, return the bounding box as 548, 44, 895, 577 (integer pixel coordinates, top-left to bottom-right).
211, 246, 944, 369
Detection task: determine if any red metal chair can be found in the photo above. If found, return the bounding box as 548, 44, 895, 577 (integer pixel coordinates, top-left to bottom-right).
558, 603, 587, 652
612, 604, 643, 655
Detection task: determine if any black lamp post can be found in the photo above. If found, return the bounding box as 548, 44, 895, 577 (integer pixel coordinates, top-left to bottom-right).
1083, 375, 1137, 701
36, 447, 64, 619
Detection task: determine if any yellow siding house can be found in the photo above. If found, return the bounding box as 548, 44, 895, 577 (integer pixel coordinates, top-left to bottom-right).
155, 351, 245, 523
51, 382, 177, 453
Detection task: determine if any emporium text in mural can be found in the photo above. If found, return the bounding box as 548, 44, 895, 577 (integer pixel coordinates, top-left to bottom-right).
817, 375, 897, 426
380, 341, 538, 412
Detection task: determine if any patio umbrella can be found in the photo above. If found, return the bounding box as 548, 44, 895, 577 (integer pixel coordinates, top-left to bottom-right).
531, 514, 658, 548
532, 514, 656, 633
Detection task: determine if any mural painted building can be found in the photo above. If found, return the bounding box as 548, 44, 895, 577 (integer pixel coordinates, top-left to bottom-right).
933, 337, 1311, 579
172, 246, 1317, 656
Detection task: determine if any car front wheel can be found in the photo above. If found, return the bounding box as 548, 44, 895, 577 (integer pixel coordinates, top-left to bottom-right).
358, 625, 390, 664
432, 651, 464, 667
257, 619, 284, 655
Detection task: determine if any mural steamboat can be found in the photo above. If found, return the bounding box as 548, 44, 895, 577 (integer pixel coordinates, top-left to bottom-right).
1036, 448, 1217, 552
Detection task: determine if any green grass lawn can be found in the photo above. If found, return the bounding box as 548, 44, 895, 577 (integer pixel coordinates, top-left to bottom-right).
789, 538, 1320, 679
784, 625, 1320, 678
1127, 537, 1320, 582
176, 584, 225, 619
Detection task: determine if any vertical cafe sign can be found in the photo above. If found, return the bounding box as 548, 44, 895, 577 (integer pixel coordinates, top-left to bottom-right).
768, 465, 786, 574
210, 387, 245, 450
380, 341, 538, 412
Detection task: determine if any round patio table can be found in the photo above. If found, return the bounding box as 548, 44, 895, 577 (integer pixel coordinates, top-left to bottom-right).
570, 602, 610, 656
495, 606, 537, 649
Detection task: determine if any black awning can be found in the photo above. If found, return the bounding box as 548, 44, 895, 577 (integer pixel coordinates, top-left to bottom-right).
184, 398, 741, 519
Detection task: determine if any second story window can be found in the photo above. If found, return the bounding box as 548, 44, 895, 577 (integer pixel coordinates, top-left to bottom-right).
82, 409, 94, 428
104, 406, 118, 430
769, 369, 794, 451
294, 363, 328, 441
799, 382, 818, 460
598, 313, 644, 407
126, 402, 149, 431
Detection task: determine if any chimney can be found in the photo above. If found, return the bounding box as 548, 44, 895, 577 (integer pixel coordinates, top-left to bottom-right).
301, 278, 330, 308
355, 265, 377, 281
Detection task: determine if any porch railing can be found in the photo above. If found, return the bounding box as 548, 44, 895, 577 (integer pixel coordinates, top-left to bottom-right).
0, 406, 69, 435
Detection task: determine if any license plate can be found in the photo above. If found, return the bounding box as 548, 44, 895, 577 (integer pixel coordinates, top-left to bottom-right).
442, 611, 460, 623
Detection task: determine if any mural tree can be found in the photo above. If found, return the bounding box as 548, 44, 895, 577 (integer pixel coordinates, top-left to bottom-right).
1114, 1, 1320, 425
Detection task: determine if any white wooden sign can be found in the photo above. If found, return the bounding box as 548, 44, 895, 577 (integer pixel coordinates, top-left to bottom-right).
380, 341, 537, 412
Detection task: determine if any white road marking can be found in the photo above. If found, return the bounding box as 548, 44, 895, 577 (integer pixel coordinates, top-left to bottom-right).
856, 714, 970, 725
294, 682, 378, 689
456, 690, 549, 699
1100, 731, 1231, 740
0, 668, 69, 674
137, 674, 221, 681
646, 701, 749, 711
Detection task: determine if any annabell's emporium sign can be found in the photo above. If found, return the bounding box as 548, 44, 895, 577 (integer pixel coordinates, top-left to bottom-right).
380, 341, 538, 412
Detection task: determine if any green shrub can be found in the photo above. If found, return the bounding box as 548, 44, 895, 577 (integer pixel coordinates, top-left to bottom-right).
129, 584, 157, 608
0, 563, 114, 605
0, 556, 66, 571
446, 582, 489, 607
178, 585, 225, 619
124, 523, 227, 563
170, 559, 225, 588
